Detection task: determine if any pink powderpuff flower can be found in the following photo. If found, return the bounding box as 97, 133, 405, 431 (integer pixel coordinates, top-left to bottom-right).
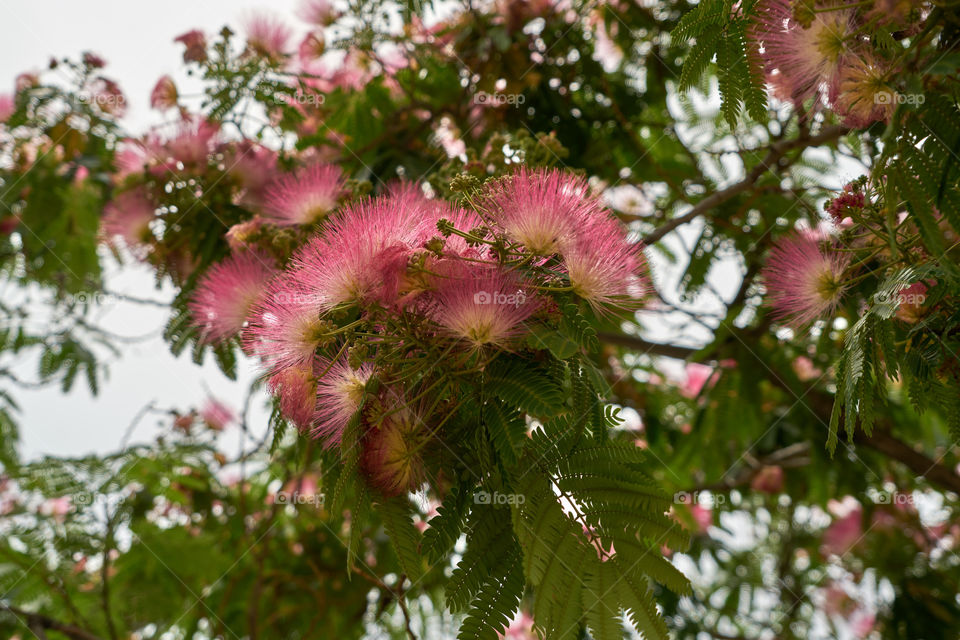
298, 0, 339, 26
361, 397, 429, 496
189, 249, 278, 343
561, 215, 650, 313
39, 497, 72, 522
225, 217, 266, 251
894, 281, 929, 324
486, 168, 603, 255
298, 32, 326, 63
82, 52, 107, 69
263, 164, 345, 226
312, 358, 374, 447
821, 496, 863, 557
101, 188, 156, 254
689, 504, 712, 534
15, 72, 38, 93
290, 192, 438, 312
432, 266, 539, 349
791, 355, 822, 381
112, 141, 150, 181
245, 12, 293, 60
749, 0, 858, 106
162, 118, 220, 168
175, 30, 207, 63
89, 77, 126, 116
500, 611, 537, 640
200, 397, 235, 431
0, 93, 15, 122
750, 465, 785, 493
761, 232, 851, 328
270, 364, 318, 429
150, 75, 178, 111
226, 143, 279, 207
835, 56, 896, 128
246, 278, 330, 372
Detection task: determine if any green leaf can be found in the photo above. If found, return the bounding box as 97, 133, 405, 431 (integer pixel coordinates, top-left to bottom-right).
379, 496, 426, 582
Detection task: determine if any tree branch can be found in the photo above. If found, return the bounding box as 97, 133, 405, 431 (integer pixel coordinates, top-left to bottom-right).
859, 430, 960, 495
597, 332, 699, 360
642, 125, 849, 245
0, 604, 104, 640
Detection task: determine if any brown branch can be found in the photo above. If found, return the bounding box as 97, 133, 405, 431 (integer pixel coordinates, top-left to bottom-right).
0, 604, 104, 640
597, 332, 699, 360
642, 125, 850, 246
598, 332, 960, 495
859, 430, 960, 495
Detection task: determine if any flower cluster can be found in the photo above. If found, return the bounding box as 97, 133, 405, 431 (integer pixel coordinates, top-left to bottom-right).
749, 0, 928, 128
187, 168, 648, 494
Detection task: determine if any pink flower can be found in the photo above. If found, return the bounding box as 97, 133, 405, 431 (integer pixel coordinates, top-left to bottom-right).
298, 32, 326, 63
821, 496, 863, 557
112, 141, 150, 181
791, 355, 822, 381
826, 183, 866, 225
246, 279, 330, 372
690, 504, 712, 533
312, 358, 374, 446
361, 396, 428, 496
225, 217, 266, 251
82, 52, 107, 69
15, 73, 38, 93
263, 164, 345, 226
270, 364, 318, 429
224, 143, 278, 205
298, 0, 339, 26
835, 56, 896, 128
174, 30, 208, 63
681, 362, 714, 398
150, 75, 178, 111
160, 118, 220, 167
500, 611, 536, 640
560, 214, 650, 313
761, 233, 850, 328
431, 266, 539, 349
486, 168, 601, 256
749, 0, 858, 105
40, 497, 72, 521
189, 249, 278, 343
200, 397, 235, 431
0, 93, 14, 123
89, 77, 126, 116
289, 192, 437, 311
750, 465, 784, 494
245, 12, 293, 60
101, 188, 156, 254
894, 281, 929, 323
